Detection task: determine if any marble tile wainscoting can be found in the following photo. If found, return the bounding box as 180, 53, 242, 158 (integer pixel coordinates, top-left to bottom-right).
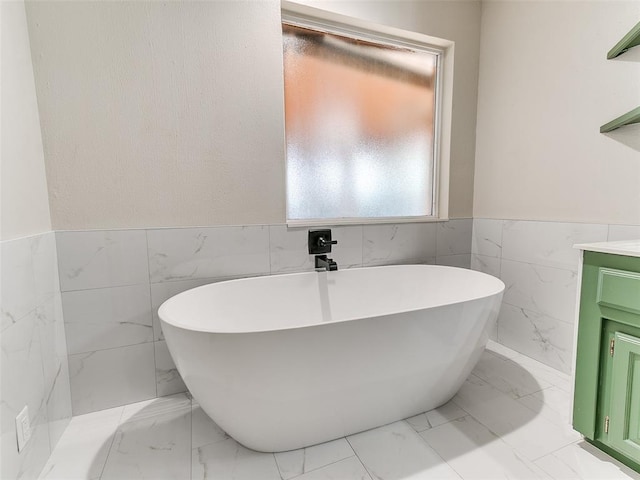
56, 219, 473, 416
471, 219, 640, 374
1, 232, 72, 480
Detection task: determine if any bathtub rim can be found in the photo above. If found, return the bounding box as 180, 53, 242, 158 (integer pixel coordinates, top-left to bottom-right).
158, 264, 505, 335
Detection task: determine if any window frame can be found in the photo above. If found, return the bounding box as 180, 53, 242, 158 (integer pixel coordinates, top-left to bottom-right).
282, 1, 454, 226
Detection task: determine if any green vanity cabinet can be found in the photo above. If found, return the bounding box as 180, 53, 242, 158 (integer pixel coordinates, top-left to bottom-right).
609, 332, 640, 459
573, 249, 640, 472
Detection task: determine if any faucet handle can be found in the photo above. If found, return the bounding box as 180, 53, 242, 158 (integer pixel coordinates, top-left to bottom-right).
308, 229, 336, 254
318, 236, 338, 247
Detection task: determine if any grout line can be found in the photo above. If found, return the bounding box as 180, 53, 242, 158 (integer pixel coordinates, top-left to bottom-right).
97, 407, 126, 479
143, 229, 158, 352
268, 225, 274, 276
189, 396, 193, 480
345, 436, 375, 480
360, 225, 364, 266
53, 231, 65, 302
143, 229, 152, 285
515, 385, 557, 405
408, 417, 465, 480
152, 334, 158, 399
270, 452, 283, 480
68, 339, 156, 357
498, 219, 504, 279
500, 256, 579, 274
402, 417, 429, 434
286, 455, 358, 480
60, 281, 151, 294
500, 299, 576, 327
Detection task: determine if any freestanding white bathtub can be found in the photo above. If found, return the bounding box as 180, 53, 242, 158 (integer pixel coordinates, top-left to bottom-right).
159, 265, 504, 452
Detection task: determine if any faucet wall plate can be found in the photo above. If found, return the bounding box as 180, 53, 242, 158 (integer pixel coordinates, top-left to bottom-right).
308, 229, 334, 254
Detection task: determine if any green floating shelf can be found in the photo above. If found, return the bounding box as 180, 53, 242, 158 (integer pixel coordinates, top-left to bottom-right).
600, 106, 640, 133
607, 20, 640, 59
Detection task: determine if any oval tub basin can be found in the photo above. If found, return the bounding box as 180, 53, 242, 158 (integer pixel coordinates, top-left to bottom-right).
159, 264, 505, 452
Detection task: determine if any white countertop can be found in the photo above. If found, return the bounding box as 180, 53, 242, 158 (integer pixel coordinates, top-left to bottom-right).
574, 239, 640, 258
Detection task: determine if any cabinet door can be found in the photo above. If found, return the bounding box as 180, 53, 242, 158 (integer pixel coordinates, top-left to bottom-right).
609, 332, 640, 461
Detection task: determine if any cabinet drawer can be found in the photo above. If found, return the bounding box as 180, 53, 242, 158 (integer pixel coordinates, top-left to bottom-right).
597, 268, 640, 314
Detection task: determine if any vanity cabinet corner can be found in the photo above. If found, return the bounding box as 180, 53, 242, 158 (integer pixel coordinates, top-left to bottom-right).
573, 250, 640, 473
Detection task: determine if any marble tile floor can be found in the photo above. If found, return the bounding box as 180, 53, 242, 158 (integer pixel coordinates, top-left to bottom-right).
38, 341, 640, 480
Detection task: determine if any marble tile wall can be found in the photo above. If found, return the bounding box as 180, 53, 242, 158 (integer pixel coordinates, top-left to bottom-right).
1, 232, 72, 480
56, 219, 473, 415
471, 219, 640, 374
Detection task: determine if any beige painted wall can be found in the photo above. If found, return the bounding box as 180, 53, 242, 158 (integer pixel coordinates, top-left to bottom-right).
1, 0, 51, 241
474, 1, 640, 225
27, 1, 286, 230
26, 0, 481, 230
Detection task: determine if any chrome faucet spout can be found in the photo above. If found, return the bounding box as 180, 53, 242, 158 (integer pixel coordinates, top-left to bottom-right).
315, 255, 338, 271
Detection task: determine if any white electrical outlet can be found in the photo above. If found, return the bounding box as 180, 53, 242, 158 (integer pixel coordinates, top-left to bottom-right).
15, 406, 31, 452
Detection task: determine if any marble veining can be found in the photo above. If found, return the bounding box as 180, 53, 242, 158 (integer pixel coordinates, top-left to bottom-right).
146, 226, 270, 283
68, 342, 156, 415
517, 386, 576, 431
101, 394, 191, 480
436, 218, 472, 256
424, 401, 467, 429
405, 412, 432, 433
274, 438, 354, 479
470, 254, 501, 278
62, 284, 153, 355
1, 232, 71, 480
1, 237, 37, 330
501, 260, 578, 323
31, 233, 60, 306
471, 349, 551, 399
192, 403, 229, 449
453, 374, 576, 462
362, 223, 438, 266
436, 254, 471, 269
404, 400, 469, 434
192, 438, 282, 480
38, 342, 640, 480
66, 243, 110, 280
56, 230, 149, 291
469, 219, 637, 373
57, 221, 475, 419
8, 221, 478, 478
36, 293, 72, 450
268, 225, 314, 273
497, 303, 573, 373
150, 278, 217, 341
421, 415, 549, 479
471, 219, 503, 258
347, 421, 461, 480
501, 220, 607, 270
154, 341, 187, 397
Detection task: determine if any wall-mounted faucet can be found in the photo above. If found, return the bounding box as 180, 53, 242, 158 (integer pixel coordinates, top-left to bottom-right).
315, 254, 338, 271
308, 229, 338, 271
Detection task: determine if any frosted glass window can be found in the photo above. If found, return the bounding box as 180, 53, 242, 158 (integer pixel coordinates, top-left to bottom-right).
283, 21, 439, 222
